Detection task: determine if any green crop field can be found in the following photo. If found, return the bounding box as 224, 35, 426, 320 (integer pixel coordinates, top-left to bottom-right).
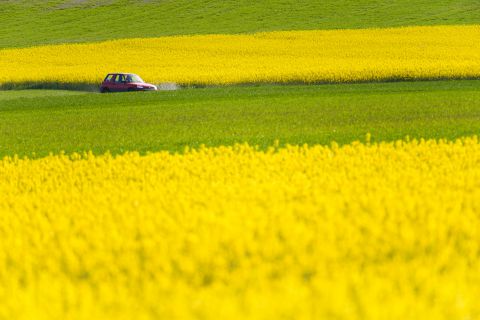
1, 0, 479, 48
1, 80, 479, 157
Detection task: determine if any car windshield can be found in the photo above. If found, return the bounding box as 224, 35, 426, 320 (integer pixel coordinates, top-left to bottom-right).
125, 74, 144, 83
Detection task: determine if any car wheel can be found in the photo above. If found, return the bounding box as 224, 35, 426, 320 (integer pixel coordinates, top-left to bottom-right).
100, 87, 109, 93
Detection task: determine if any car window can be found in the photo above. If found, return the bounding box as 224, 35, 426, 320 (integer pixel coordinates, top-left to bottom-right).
116, 74, 125, 83
126, 74, 144, 83
105, 74, 114, 82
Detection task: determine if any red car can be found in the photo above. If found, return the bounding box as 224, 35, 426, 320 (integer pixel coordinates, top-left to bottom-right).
100, 73, 157, 93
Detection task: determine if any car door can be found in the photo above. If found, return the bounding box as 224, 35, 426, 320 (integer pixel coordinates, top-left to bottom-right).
115, 74, 127, 92
103, 74, 115, 91
106, 74, 118, 91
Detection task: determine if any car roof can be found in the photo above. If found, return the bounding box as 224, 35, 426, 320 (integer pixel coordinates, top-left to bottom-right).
109, 72, 137, 75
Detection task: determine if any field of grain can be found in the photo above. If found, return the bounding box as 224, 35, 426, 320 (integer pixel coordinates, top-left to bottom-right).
1, 25, 480, 86
2, 81, 480, 157
2, 0, 478, 48
1, 138, 479, 319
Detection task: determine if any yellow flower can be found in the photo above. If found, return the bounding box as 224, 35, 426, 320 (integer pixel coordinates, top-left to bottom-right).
0, 137, 479, 319
1, 25, 480, 85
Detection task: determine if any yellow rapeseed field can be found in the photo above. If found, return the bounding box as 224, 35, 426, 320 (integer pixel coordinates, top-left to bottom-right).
1, 25, 480, 85
1, 137, 480, 319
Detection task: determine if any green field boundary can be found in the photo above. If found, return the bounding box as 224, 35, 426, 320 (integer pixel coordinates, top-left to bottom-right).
0, 82, 100, 92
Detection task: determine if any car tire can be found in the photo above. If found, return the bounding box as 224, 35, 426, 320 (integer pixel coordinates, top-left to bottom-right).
100, 87, 109, 93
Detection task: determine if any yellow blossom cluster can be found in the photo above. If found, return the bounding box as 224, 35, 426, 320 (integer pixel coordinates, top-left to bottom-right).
1, 25, 480, 86
1, 137, 480, 319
